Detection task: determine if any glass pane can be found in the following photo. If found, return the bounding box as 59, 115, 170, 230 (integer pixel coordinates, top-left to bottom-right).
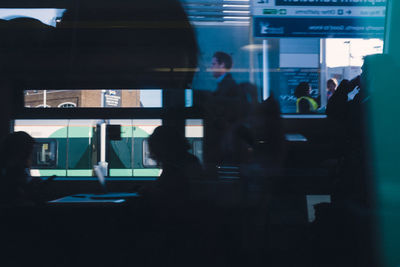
14, 119, 165, 177
0, 9, 64, 26
142, 140, 157, 167
189, 1, 386, 114
24, 90, 162, 108
186, 119, 203, 163
108, 119, 162, 177
14, 119, 69, 177
66, 120, 96, 177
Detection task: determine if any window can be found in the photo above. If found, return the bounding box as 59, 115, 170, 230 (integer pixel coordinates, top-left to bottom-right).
15, 119, 96, 177
58, 102, 77, 108
31, 139, 58, 169
192, 140, 203, 164
5, 1, 398, 265
35, 104, 51, 108
24, 89, 161, 108
142, 139, 157, 168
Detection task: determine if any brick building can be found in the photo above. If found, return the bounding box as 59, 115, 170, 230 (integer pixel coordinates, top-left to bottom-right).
24, 90, 140, 108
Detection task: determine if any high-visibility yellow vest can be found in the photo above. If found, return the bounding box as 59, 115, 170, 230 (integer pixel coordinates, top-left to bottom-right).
296, 96, 318, 113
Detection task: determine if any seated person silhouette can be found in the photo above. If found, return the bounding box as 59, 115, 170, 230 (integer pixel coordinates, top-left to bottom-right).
140, 126, 203, 206
0, 132, 53, 206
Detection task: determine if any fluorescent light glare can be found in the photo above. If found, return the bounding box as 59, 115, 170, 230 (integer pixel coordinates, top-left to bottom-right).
223, 16, 250, 19
223, 4, 250, 7
223, 10, 250, 14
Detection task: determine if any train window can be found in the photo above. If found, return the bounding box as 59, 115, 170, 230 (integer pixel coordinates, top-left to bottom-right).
142, 140, 157, 168
14, 119, 96, 177
31, 139, 58, 169
192, 140, 203, 164
15, 120, 66, 176
186, 119, 204, 163
15, 119, 165, 178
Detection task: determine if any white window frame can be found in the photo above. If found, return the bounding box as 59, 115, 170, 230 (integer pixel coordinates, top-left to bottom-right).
58, 102, 77, 108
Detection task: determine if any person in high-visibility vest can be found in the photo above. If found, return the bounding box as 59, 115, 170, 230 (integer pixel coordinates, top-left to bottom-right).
294, 82, 319, 113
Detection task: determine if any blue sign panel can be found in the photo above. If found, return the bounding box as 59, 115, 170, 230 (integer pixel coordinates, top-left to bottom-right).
275, 0, 386, 6
254, 17, 385, 38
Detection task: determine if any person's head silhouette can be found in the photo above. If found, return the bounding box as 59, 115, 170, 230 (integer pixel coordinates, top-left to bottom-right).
148, 125, 190, 166
211, 51, 232, 79
58, 0, 198, 89
1, 131, 35, 169
294, 82, 311, 98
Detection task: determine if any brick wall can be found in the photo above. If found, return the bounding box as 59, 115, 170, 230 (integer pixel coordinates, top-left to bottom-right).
25, 90, 141, 108
25, 90, 81, 107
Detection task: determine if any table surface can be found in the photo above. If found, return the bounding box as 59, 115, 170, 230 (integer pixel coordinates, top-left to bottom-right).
47, 192, 140, 206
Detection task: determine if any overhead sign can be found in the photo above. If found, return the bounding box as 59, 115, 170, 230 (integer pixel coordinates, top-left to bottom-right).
253, 0, 386, 38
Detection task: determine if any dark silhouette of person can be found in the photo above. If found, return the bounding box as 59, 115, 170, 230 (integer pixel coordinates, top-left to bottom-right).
0, 132, 43, 206
140, 125, 203, 205
0, 1, 201, 266
202, 54, 248, 168
240, 82, 259, 112
294, 82, 318, 113
326, 79, 353, 122
211, 51, 241, 98
55, 0, 198, 91
340, 55, 393, 207
325, 79, 355, 158
253, 94, 285, 165
312, 55, 398, 267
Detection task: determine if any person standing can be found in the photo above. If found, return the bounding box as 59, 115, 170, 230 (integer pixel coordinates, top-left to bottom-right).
211, 51, 239, 98
327, 78, 338, 100
294, 82, 318, 113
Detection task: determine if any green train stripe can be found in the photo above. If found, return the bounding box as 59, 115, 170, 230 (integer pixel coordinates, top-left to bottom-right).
68, 127, 94, 138
133, 169, 161, 176
133, 127, 151, 137
48, 125, 153, 138
49, 128, 68, 138
37, 169, 160, 177
110, 169, 133, 176
121, 126, 133, 138
109, 169, 162, 177
37, 169, 67, 176
67, 170, 93, 176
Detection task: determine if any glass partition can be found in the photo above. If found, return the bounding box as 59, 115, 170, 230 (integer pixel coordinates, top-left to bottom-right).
4, 4, 387, 114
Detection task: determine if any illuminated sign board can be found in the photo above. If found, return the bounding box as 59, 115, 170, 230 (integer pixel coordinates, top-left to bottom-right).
253, 0, 386, 38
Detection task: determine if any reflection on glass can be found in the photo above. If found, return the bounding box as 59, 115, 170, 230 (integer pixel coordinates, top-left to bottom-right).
0, 8, 64, 26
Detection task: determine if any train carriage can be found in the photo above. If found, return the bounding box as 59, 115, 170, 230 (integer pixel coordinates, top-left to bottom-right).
14, 119, 203, 178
